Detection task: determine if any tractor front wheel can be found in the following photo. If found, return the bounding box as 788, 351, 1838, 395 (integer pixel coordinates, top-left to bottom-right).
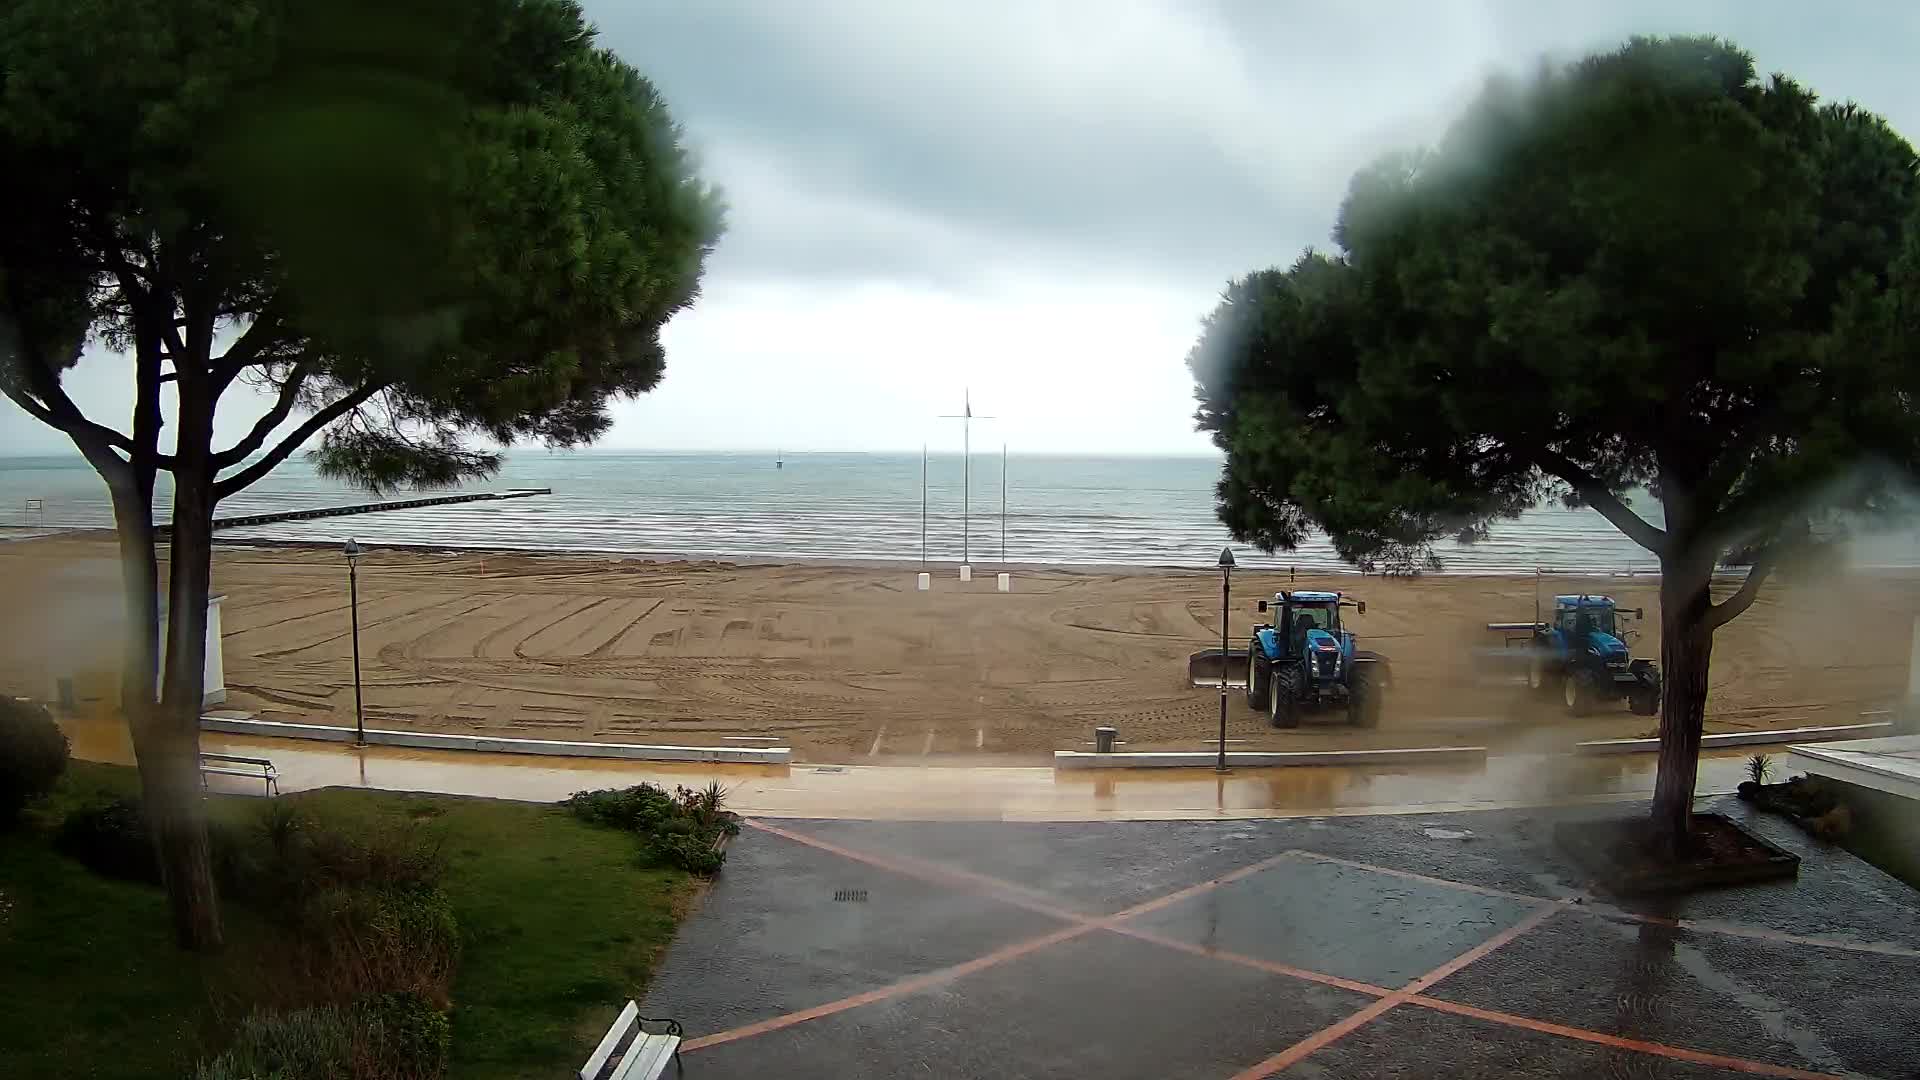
1348, 666, 1381, 728
1270, 663, 1302, 729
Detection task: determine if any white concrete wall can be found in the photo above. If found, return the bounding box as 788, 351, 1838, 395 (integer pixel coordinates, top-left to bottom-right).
157, 594, 227, 706
197, 715, 791, 764
204, 596, 226, 706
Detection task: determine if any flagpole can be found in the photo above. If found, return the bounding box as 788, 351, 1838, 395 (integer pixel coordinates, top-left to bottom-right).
938, 390, 993, 568
962, 392, 970, 565
921, 444, 928, 566
1001, 442, 1007, 563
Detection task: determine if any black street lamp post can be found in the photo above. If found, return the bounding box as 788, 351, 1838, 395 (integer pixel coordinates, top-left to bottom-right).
1216, 546, 1234, 773
345, 538, 366, 747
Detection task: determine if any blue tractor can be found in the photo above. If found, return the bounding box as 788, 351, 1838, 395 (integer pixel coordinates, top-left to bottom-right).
1245, 591, 1389, 728
1491, 595, 1660, 716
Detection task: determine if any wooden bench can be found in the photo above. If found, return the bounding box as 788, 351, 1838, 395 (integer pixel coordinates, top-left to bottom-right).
198, 752, 278, 796
580, 1001, 682, 1080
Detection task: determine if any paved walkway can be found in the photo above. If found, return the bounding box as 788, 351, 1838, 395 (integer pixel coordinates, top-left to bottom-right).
642, 796, 1919, 1078
64, 714, 1758, 820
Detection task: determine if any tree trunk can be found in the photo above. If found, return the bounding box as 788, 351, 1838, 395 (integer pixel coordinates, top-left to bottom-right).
1651, 549, 1716, 857
107, 483, 160, 734
151, 368, 224, 950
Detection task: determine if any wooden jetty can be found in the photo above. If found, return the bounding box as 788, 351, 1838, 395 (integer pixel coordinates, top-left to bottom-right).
157, 489, 551, 535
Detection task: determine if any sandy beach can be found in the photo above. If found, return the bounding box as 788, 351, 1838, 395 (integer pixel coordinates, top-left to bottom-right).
2, 535, 1912, 763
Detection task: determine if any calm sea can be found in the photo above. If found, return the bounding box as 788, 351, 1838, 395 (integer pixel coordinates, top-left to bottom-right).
1, 450, 1913, 573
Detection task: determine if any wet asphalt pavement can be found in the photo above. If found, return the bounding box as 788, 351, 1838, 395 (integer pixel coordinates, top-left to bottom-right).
640, 795, 1920, 1078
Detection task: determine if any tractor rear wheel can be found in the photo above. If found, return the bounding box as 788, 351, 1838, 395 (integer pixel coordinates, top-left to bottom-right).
1270, 663, 1302, 729
1348, 666, 1381, 728
1247, 640, 1270, 709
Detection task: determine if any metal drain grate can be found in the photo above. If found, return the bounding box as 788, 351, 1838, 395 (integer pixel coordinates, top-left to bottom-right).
833, 889, 868, 902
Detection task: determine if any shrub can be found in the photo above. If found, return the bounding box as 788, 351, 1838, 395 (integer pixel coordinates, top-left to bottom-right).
563, 783, 680, 832
0, 698, 69, 824
55, 798, 157, 882
208, 804, 460, 1011
565, 782, 737, 872
643, 830, 725, 874
358, 990, 450, 1080
677, 781, 739, 835
195, 1005, 356, 1080
1746, 754, 1773, 785
195, 994, 451, 1080
290, 887, 461, 1006
219, 804, 447, 914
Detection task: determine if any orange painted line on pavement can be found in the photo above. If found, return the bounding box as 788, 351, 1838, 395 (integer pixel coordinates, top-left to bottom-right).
714, 823, 1901, 1073
1296, 850, 1920, 960
1230, 904, 1565, 1079
1290, 850, 1543, 903
1228, 996, 1401, 1079
680, 920, 1094, 1052
1107, 849, 1301, 922
1406, 996, 1849, 1080
746, 819, 1090, 922
686, 830, 1305, 1054
749, 819, 1298, 928
1403, 903, 1567, 994
1111, 925, 1393, 998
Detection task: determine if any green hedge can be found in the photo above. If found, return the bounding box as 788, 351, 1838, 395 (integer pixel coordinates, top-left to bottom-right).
0, 698, 69, 824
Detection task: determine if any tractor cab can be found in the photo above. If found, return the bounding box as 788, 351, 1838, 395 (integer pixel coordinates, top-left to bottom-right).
1254, 591, 1364, 683
1551, 595, 1633, 664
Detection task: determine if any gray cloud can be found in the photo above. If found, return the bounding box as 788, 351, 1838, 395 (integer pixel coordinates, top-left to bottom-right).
601, 0, 1920, 289
6, 1, 1918, 455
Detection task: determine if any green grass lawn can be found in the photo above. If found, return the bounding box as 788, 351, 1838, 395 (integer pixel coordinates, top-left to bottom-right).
0, 762, 698, 1079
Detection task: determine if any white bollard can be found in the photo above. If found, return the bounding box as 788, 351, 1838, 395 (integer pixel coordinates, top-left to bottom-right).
916, 572, 931, 591
997, 573, 1011, 592
959, 564, 972, 582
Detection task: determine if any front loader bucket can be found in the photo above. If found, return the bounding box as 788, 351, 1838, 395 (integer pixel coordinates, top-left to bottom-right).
1188, 648, 1250, 689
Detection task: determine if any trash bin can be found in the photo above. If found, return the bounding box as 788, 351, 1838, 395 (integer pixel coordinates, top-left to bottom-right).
1094, 726, 1118, 754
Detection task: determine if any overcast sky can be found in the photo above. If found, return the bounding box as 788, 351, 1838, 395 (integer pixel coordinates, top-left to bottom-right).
6, 0, 1918, 456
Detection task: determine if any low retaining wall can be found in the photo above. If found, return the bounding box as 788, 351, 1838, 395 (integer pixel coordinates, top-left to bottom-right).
1054, 745, 1487, 770
198, 715, 790, 765
1788, 739, 1920, 802
1575, 722, 1893, 755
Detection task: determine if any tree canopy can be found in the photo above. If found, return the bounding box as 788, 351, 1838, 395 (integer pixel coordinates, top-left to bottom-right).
1191, 36, 1920, 582
0, 0, 721, 947
1188, 35, 1920, 848
1, 0, 723, 493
